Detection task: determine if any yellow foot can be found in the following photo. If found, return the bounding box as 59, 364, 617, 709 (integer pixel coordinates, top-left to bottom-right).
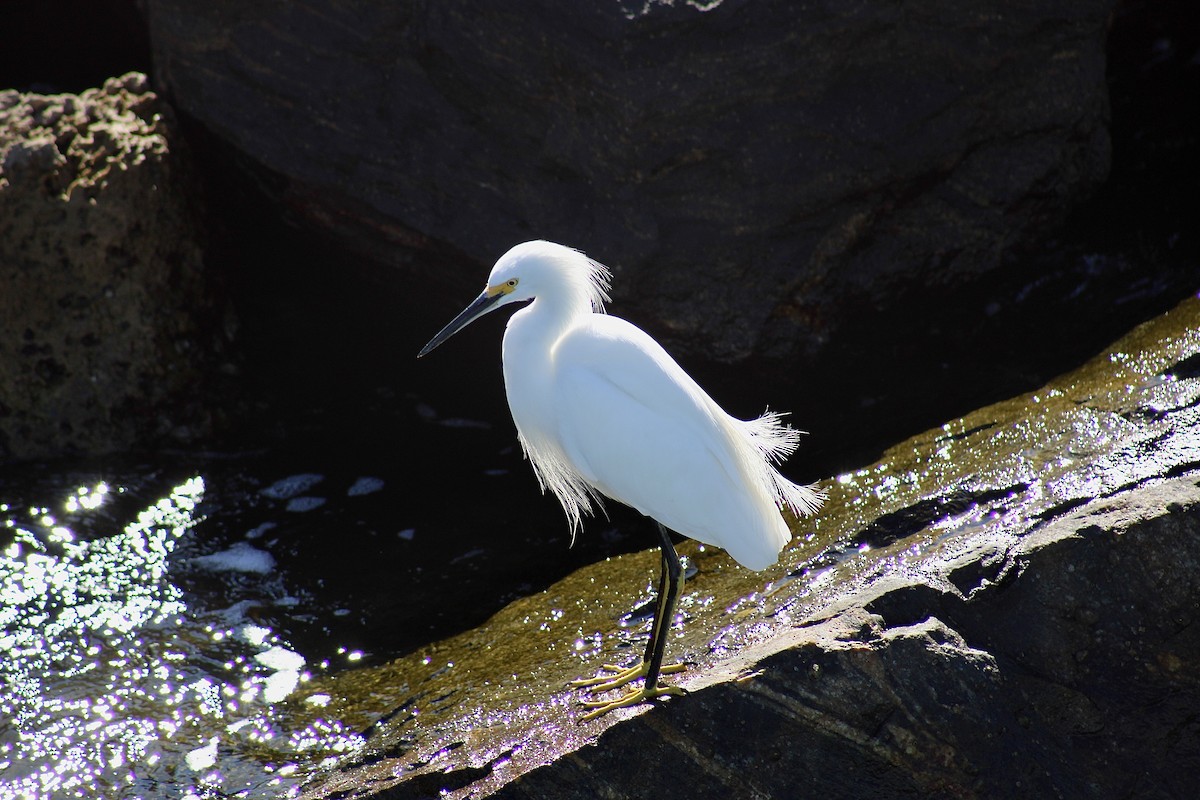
579, 682, 687, 721
570, 661, 686, 693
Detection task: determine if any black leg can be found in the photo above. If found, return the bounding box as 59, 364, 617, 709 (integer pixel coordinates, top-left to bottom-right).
573, 520, 688, 719
644, 522, 682, 691
642, 543, 669, 664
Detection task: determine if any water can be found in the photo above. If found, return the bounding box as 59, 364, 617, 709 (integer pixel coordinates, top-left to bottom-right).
0, 472, 364, 799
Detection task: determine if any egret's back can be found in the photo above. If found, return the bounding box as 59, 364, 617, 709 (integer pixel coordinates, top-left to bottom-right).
549, 315, 821, 570
488, 240, 820, 571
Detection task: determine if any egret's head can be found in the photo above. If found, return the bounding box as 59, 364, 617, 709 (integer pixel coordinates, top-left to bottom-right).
485, 240, 611, 308
418, 241, 611, 357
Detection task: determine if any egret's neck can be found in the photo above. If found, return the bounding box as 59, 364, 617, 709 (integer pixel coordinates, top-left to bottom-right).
501, 288, 593, 436
505, 285, 593, 356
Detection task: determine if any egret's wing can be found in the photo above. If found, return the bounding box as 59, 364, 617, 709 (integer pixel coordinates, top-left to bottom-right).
553, 315, 789, 568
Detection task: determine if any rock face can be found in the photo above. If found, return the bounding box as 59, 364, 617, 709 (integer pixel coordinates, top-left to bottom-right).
0, 73, 223, 461
499, 476, 1200, 799
292, 296, 1200, 799
141, 0, 1115, 362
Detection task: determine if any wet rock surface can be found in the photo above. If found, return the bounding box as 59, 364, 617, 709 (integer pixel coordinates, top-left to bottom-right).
294, 297, 1200, 798
0, 72, 227, 460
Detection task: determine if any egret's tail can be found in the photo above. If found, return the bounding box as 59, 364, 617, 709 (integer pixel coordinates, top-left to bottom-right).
741, 411, 825, 518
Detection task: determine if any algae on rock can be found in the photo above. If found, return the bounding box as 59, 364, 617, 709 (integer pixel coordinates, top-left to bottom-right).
296, 295, 1200, 799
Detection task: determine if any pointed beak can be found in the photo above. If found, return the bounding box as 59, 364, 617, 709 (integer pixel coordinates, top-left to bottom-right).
417, 289, 505, 357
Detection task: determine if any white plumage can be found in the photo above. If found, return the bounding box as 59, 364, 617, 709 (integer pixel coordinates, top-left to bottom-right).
418, 239, 823, 716
488, 240, 821, 569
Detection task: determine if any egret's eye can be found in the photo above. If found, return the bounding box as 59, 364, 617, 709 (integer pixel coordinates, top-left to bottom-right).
506, 279, 518, 288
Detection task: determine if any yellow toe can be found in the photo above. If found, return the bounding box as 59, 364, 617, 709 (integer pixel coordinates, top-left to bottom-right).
578, 683, 686, 721
570, 661, 686, 693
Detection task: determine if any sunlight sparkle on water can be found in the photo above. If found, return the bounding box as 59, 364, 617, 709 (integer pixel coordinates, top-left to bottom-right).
0, 475, 363, 799
65, 482, 110, 513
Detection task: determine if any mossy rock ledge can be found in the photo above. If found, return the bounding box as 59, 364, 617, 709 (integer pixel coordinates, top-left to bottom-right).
299, 294, 1200, 800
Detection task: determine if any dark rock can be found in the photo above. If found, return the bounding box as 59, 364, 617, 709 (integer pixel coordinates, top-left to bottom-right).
292, 297, 1200, 798
0, 73, 228, 461
141, 0, 1115, 364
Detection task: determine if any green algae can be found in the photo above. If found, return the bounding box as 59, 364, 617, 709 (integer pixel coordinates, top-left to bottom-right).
297, 294, 1200, 799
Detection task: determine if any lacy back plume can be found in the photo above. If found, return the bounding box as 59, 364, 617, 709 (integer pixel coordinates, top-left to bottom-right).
737, 410, 825, 517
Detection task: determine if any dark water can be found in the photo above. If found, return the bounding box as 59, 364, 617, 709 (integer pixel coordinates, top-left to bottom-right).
0, 469, 306, 799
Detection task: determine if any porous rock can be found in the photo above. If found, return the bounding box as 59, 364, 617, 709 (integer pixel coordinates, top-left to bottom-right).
0, 72, 223, 461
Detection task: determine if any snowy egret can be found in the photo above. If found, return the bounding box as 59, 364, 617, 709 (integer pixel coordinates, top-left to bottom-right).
418, 240, 823, 718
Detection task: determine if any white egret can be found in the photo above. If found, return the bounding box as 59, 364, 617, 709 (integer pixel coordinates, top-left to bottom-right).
418, 240, 823, 718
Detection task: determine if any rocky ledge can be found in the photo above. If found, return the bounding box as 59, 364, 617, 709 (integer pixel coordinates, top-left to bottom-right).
290, 295, 1200, 798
